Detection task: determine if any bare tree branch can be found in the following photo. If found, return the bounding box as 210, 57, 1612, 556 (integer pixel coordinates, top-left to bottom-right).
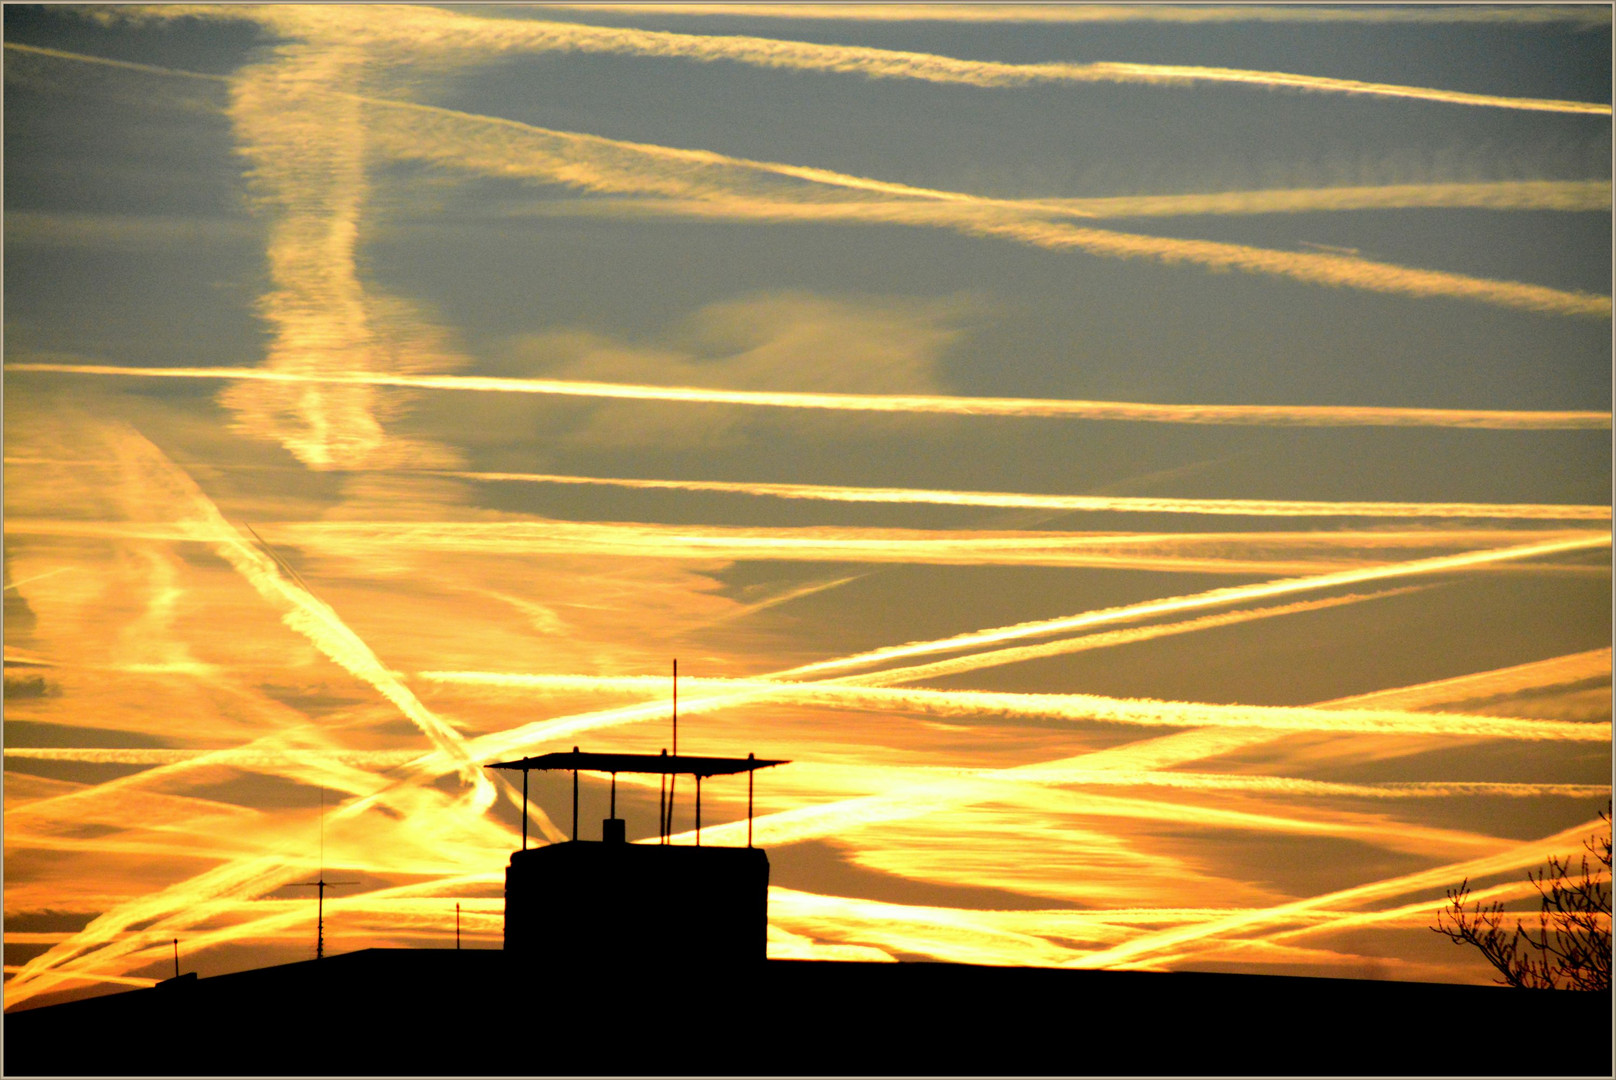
1433, 805, 1611, 991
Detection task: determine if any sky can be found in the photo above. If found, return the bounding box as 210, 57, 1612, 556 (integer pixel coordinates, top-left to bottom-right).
3, 3, 1611, 1009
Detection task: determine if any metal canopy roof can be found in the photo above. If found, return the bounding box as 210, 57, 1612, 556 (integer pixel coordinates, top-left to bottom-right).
488, 750, 789, 779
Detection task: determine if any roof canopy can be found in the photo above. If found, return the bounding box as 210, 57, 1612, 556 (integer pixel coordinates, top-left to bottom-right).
488, 750, 788, 779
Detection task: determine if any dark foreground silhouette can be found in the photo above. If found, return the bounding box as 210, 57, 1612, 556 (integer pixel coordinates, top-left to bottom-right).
7, 949, 1611, 1076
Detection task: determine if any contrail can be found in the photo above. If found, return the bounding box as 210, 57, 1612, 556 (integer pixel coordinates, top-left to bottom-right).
1035, 181, 1614, 219
374, 531, 1607, 781
419, 187, 1612, 316
778, 532, 1610, 678
360, 103, 1611, 317
820, 591, 1424, 685
11, 744, 1600, 800
14, 41, 1612, 317
427, 591, 1418, 702
437, 469, 1613, 521
405, 532, 1604, 777
98, 9, 1614, 114
1326, 647, 1613, 711
1141, 877, 1558, 972
508, 179, 1615, 222
532, 5, 1611, 27
1066, 817, 1611, 969
965, 215, 1611, 318
3, 747, 422, 768
420, 673, 1606, 742
0, 966, 158, 990
107, 429, 494, 798
16, 517, 1593, 576
3, 567, 75, 591
10, 363, 1610, 430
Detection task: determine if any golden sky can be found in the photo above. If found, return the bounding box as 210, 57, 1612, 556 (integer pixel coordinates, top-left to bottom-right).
4, 3, 1611, 1008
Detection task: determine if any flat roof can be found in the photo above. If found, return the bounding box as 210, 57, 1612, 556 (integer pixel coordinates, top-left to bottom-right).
487, 750, 788, 777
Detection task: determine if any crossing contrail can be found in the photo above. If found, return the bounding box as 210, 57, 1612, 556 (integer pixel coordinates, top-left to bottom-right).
12, 40, 1611, 317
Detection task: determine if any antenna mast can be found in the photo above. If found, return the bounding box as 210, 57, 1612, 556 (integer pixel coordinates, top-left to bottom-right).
663, 659, 678, 839
292, 788, 356, 960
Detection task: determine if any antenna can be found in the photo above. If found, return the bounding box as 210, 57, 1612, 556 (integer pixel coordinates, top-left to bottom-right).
172, 938, 179, 980
664, 660, 678, 840
456, 902, 461, 950
291, 788, 356, 960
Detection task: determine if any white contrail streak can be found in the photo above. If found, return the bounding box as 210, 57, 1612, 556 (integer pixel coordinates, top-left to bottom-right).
531, 5, 1611, 27
421, 674, 1607, 742
10, 363, 1610, 430
388, 532, 1605, 779
778, 533, 1610, 678
437, 469, 1612, 521
425, 591, 1410, 695
11, 41, 1611, 317
95, 9, 1615, 115
512, 180, 1615, 222
1038, 181, 1615, 219
111, 430, 494, 801
1066, 817, 1611, 968
3, 568, 75, 591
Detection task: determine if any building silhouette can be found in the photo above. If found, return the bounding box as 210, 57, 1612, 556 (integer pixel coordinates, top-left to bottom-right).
6, 739, 1612, 1076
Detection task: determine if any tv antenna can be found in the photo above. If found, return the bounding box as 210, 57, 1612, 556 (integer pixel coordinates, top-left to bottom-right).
291, 788, 355, 960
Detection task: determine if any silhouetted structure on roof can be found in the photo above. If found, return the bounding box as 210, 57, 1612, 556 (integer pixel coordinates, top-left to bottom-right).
491, 746, 786, 965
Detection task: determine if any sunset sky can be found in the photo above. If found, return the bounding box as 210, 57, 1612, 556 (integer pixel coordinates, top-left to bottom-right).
4, 3, 1611, 1009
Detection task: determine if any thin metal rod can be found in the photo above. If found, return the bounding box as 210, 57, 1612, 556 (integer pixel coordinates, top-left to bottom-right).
173, 939, 179, 979
610, 772, 617, 818
748, 752, 755, 848
672, 658, 678, 757
456, 902, 461, 950
571, 746, 580, 843
658, 750, 667, 843
695, 775, 702, 847
522, 768, 529, 851
316, 882, 325, 960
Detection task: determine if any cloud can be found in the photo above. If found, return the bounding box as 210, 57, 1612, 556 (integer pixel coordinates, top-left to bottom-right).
503, 291, 976, 449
